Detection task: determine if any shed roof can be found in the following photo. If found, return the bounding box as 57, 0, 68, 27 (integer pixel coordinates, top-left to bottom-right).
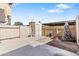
42, 20, 75, 26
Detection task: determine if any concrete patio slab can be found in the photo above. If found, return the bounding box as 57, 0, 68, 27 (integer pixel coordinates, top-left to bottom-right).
1, 45, 78, 56
0, 37, 51, 55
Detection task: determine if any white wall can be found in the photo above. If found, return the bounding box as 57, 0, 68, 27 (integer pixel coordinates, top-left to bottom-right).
35, 22, 42, 39
76, 15, 79, 44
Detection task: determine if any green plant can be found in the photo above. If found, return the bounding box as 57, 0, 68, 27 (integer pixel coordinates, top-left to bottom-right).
14, 21, 23, 26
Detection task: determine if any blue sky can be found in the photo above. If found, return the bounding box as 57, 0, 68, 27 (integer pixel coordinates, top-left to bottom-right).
11, 3, 79, 25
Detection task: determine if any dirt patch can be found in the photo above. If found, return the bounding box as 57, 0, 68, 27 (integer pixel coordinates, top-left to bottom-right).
47, 38, 79, 54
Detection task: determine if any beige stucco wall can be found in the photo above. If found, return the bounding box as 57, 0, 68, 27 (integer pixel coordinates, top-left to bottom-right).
20, 26, 31, 38
0, 3, 12, 24
0, 25, 32, 40
29, 22, 35, 37
0, 3, 11, 16
0, 26, 20, 40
